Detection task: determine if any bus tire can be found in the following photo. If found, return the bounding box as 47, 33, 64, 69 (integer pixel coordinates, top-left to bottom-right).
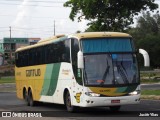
28, 90, 35, 107
23, 88, 29, 106
109, 106, 121, 112
65, 91, 76, 112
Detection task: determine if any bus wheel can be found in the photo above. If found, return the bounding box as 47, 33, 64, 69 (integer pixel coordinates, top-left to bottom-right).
28, 90, 35, 107
23, 89, 28, 106
109, 106, 121, 112
65, 91, 76, 112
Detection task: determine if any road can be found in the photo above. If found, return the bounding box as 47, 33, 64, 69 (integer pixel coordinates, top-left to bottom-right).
141, 83, 160, 90
0, 84, 160, 120
0, 92, 159, 119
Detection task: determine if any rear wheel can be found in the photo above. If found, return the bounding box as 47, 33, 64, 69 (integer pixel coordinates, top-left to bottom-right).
65, 91, 77, 112
109, 106, 121, 112
28, 90, 35, 106
23, 89, 29, 106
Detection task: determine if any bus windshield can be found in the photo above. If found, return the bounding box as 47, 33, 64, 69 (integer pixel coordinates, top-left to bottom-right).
82, 38, 139, 86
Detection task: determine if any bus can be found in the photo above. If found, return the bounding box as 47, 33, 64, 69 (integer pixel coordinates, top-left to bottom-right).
15, 32, 149, 112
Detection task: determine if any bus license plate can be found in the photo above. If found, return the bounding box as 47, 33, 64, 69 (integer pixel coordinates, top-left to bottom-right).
111, 100, 120, 103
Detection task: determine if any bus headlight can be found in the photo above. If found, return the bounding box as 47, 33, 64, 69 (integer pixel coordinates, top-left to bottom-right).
129, 90, 140, 95
85, 92, 100, 97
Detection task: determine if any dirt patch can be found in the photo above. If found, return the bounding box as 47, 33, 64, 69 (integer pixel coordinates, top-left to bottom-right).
141, 95, 160, 100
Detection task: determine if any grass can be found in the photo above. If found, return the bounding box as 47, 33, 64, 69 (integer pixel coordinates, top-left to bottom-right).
0, 76, 15, 84
140, 71, 160, 84
141, 90, 160, 95
141, 79, 160, 84
141, 90, 160, 100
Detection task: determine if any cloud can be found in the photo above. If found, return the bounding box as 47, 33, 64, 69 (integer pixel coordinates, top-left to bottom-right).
11, 0, 38, 37
77, 19, 87, 32
12, 0, 30, 26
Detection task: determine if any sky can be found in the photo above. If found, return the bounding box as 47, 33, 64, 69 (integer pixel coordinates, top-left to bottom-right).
0, 0, 160, 39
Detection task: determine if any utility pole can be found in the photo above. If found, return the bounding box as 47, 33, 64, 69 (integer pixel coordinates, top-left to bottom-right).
54, 20, 55, 36
10, 26, 11, 40
9, 26, 12, 72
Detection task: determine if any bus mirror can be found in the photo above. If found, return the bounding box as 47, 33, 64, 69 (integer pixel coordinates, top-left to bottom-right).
77, 51, 84, 69
139, 49, 150, 67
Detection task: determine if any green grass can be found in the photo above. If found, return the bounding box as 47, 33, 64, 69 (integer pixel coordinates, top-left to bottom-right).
0, 77, 15, 84
140, 71, 160, 84
141, 79, 160, 84
141, 90, 160, 95
140, 72, 160, 77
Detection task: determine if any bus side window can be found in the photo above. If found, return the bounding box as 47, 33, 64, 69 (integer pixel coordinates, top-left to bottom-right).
46, 44, 52, 63
29, 48, 35, 66
54, 43, 58, 63
41, 46, 45, 64
24, 51, 29, 66
64, 39, 71, 63
44, 45, 48, 64
19, 52, 22, 67
71, 38, 82, 85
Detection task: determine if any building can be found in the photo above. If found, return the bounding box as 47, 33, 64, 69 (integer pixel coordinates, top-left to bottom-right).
0, 37, 40, 65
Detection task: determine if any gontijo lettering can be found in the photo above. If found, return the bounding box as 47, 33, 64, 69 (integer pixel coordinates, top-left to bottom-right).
26, 69, 41, 77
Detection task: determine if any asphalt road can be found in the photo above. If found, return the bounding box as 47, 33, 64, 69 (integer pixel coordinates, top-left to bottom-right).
0, 84, 160, 120
0, 92, 160, 119
141, 83, 160, 90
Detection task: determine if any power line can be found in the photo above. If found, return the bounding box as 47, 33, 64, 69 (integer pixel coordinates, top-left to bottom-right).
0, 14, 69, 20
1, 0, 65, 3
0, 2, 63, 7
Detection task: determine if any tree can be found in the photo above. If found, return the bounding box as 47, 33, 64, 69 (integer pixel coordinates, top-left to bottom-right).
128, 12, 160, 68
64, 0, 158, 31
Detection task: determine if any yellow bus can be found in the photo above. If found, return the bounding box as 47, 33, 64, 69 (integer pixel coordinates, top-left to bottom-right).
15, 32, 149, 112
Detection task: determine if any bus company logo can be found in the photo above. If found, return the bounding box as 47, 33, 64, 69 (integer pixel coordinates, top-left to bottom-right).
74, 92, 82, 103
62, 69, 71, 75
26, 69, 41, 77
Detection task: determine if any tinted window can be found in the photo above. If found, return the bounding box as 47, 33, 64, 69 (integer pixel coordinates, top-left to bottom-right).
15, 39, 71, 67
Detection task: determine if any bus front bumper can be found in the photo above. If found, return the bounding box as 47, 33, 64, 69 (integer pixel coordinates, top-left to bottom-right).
80, 94, 140, 107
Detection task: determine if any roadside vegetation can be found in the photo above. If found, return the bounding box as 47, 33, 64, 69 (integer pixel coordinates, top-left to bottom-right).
141, 90, 160, 95
140, 71, 160, 84
0, 76, 15, 84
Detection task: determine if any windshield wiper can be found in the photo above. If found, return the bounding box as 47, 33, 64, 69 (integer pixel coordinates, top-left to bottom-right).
101, 57, 110, 85
117, 64, 129, 84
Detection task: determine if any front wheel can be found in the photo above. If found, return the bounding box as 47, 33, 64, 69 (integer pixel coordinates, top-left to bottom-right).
109, 106, 121, 112
65, 91, 77, 112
